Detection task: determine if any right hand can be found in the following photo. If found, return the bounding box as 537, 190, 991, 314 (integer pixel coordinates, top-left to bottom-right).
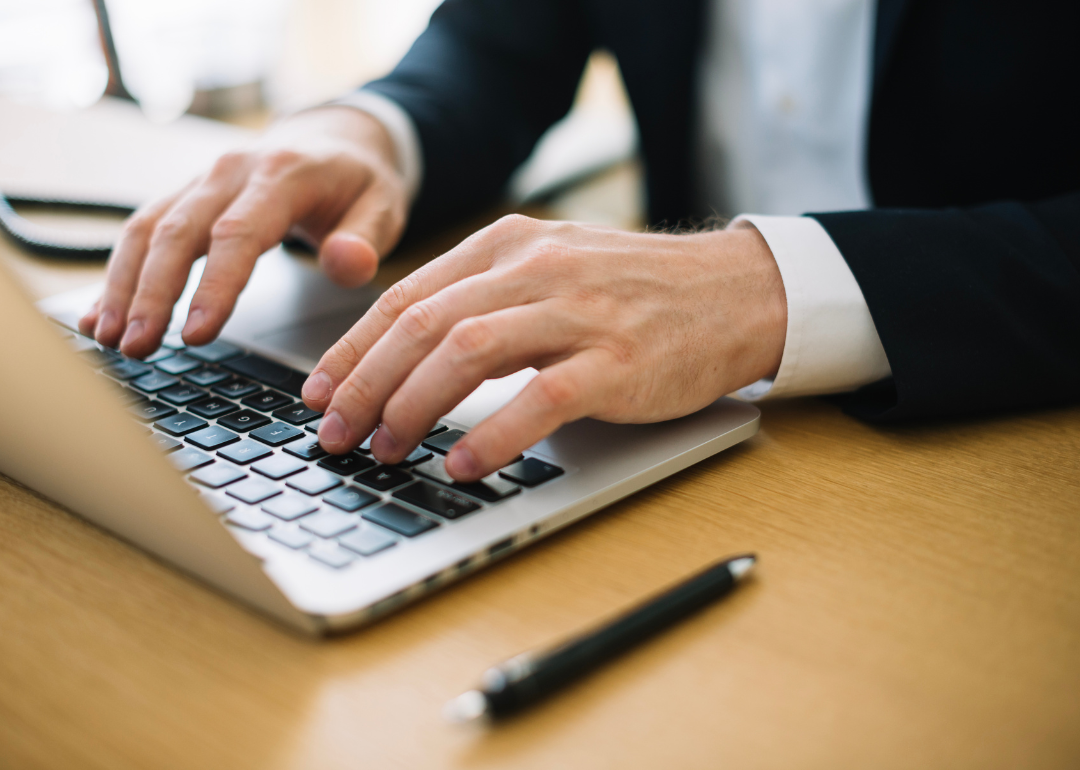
79, 107, 409, 358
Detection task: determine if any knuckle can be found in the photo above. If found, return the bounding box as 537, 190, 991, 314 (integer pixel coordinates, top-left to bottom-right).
258, 148, 304, 176
396, 299, 441, 344
337, 370, 378, 413
446, 316, 497, 365
375, 276, 420, 321
150, 213, 192, 245
122, 212, 155, 241
210, 151, 248, 177
210, 215, 251, 243
532, 372, 580, 414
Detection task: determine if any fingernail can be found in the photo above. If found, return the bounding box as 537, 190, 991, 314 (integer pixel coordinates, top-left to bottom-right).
318, 410, 347, 447
447, 445, 479, 480
95, 310, 117, 341
371, 425, 398, 457
183, 308, 204, 339
120, 319, 144, 351
302, 370, 332, 402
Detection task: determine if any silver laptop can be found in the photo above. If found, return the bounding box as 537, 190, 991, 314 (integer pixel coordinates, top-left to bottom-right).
1, 247, 759, 635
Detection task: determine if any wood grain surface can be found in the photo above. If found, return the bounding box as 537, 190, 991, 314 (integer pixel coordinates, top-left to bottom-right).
1, 96, 1078, 770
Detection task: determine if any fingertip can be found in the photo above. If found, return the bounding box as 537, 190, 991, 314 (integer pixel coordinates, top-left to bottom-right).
93, 309, 121, 347
301, 370, 332, 408
180, 307, 219, 347
319, 232, 379, 288
446, 444, 483, 483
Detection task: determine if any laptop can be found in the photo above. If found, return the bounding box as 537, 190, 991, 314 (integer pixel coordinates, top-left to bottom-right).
1, 246, 759, 635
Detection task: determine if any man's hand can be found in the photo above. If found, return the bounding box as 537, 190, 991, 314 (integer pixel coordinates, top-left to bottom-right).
79, 108, 408, 358
302, 215, 787, 482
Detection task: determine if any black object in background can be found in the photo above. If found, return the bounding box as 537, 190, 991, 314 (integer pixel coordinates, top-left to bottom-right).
444, 553, 757, 723
0, 194, 135, 260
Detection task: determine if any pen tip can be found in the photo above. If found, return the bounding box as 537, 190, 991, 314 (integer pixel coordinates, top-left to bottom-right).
444, 690, 489, 724
727, 554, 757, 580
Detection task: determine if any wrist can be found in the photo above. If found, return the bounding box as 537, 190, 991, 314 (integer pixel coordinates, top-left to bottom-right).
279, 106, 400, 181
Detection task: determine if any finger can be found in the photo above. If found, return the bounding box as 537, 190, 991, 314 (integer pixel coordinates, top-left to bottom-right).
78, 300, 100, 337
181, 175, 300, 345
318, 178, 405, 288
85, 190, 182, 348
120, 158, 250, 356
372, 300, 582, 464
302, 214, 539, 409
315, 270, 540, 453
445, 349, 609, 482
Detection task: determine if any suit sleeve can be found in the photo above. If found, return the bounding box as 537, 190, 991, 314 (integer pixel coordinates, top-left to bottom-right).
811, 191, 1080, 421
362, 0, 594, 238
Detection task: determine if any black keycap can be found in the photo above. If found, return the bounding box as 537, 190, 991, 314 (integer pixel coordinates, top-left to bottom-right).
339, 526, 397, 556
455, 475, 521, 503
185, 425, 240, 451
217, 438, 273, 465
226, 477, 282, 505
394, 446, 433, 467
318, 452, 376, 476
251, 453, 306, 480
190, 463, 246, 488
242, 390, 294, 413
223, 353, 307, 397
272, 403, 321, 425
218, 410, 270, 433
427, 423, 448, 438
413, 458, 521, 502
308, 542, 355, 568
158, 384, 207, 406
150, 433, 181, 453
286, 468, 342, 496
184, 366, 230, 387
154, 413, 209, 436
323, 485, 379, 512
128, 400, 176, 422
104, 359, 152, 380
499, 457, 564, 487
131, 371, 180, 393
186, 340, 243, 363
170, 447, 213, 472
143, 348, 175, 363
225, 508, 275, 531
305, 417, 322, 434
262, 494, 319, 521
187, 397, 239, 420
362, 503, 439, 537
250, 422, 304, 446
393, 481, 481, 520
355, 466, 412, 491
155, 354, 201, 375
422, 428, 467, 454
283, 437, 328, 461
299, 509, 359, 538
268, 524, 315, 549
212, 377, 261, 399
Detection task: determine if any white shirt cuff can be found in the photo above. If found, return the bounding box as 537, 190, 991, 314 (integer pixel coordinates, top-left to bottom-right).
730, 214, 892, 400
329, 90, 424, 202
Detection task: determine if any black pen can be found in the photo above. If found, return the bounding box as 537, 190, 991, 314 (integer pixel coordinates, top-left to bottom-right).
444, 553, 757, 723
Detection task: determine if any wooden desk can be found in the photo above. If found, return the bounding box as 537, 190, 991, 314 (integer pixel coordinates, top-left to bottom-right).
2, 99, 1079, 770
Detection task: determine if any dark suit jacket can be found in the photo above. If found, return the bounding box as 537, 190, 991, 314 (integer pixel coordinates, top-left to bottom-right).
364, 0, 1080, 421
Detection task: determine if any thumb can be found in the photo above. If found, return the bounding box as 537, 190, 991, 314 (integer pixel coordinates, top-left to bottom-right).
318, 182, 405, 288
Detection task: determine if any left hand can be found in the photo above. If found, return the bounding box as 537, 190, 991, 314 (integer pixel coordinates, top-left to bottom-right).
301, 214, 787, 482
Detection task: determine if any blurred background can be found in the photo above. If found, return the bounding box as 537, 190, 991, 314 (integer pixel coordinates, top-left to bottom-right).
0, 0, 641, 226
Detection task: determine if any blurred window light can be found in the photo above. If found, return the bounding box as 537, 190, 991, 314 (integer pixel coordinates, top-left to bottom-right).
0, 0, 109, 109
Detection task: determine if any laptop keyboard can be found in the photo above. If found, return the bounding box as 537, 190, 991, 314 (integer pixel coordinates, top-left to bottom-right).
68, 333, 565, 571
